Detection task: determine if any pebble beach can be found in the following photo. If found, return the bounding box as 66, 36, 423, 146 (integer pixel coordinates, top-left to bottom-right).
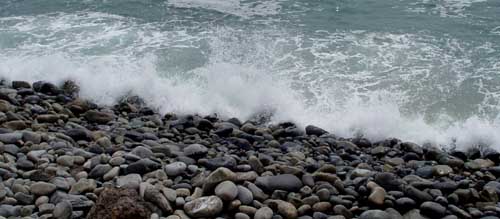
0, 80, 500, 219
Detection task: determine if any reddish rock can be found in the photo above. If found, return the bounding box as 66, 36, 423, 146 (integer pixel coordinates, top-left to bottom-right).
86, 187, 151, 219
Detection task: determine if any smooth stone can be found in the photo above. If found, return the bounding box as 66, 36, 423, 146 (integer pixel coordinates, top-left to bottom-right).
0, 205, 20, 217
352, 168, 372, 177
204, 156, 237, 170
12, 80, 31, 89
0, 132, 22, 144
403, 209, 427, 219
69, 178, 96, 194
109, 157, 126, 166
420, 201, 446, 218
359, 210, 390, 219
316, 188, 331, 201
53, 201, 72, 219
51, 177, 72, 191
368, 187, 386, 205
30, 182, 57, 196
237, 185, 253, 205
184, 196, 223, 218
16, 157, 35, 170
203, 167, 237, 193
214, 181, 238, 201
38, 203, 55, 214
0, 99, 13, 112
183, 144, 208, 157
333, 205, 352, 219
50, 191, 94, 209
432, 165, 453, 176
312, 202, 332, 212
254, 207, 274, 219
56, 155, 75, 167
255, 174, 303, 192
131, 146, 154, 159
374, 172, 403, 191
14, 192, 34, 205
385, 208, 403, 219
305, 125, 328, 136
165, 162, 187, 176
235, 212, 251, 219
84, 110, 115, 124
144, 185, 173, 214
2, 144, 19, 155
103, 167, 120, 181
245, 182, 268, 201
19, 205, 35, 217
276, 200, 298, 219
89, 164, 112, 179
117, 174, 142, 189
395, 197, 416, 212
465, 159, 495, 170
35, 196, 49, 206
126, 159, 161, 174
405, 186, 432, 203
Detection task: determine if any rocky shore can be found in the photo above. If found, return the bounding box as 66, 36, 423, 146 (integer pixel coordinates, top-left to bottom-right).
0, 80, 499, 219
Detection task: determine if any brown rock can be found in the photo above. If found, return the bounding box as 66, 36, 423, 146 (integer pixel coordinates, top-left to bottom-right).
86, 187, 151, 219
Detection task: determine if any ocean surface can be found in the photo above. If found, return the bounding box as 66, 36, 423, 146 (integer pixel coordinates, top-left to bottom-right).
1, 0, 500, 150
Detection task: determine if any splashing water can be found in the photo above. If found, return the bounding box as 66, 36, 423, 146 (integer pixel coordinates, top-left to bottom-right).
1, 0, 500, 150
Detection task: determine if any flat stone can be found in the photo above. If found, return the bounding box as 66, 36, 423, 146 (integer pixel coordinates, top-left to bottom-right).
103, 167, 120, 181
183, 144, 208, 157
56, 155, 75, 167
130, 146, 154, 159
84, 110, 115, 124
0, 204, 20, 217
359, 210, 390, 219
432, 165, 453, 176
38, 203, 55, 214
126, 158, 161, 174
30, 182, 57, 196
117, 174, 142, 190
69, 178, 96, 194
465, 159, 495, 170
0, 132, 22, 144
14, 192, 34, 205
255, 174, 303, 192
420, 201, 446, 218
204, 156, 237, 170
50, 191, 94, 209
89, 164, 112, 179
305, 125, 328, 136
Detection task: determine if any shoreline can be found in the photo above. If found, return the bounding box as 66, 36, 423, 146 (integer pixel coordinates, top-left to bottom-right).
0, 80, 499, 219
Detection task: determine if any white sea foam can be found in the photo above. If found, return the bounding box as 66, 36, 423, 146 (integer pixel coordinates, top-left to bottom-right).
1, 12, 500, 151
168, 0, 281, 18
408, 0, 488, 17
